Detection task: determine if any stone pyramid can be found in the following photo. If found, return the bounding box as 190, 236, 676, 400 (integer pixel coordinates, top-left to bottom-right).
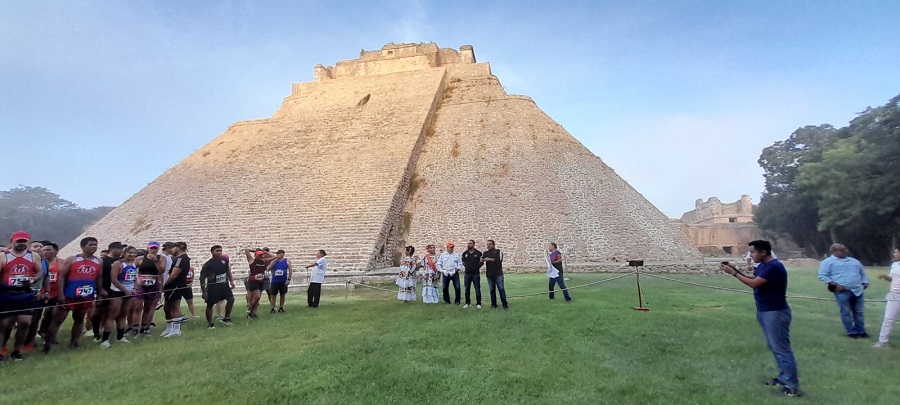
63, 43, 699, 271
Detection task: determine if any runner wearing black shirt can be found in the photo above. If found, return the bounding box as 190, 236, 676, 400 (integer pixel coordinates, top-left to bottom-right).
200, 245, 235, 328
161, 242, 190, 337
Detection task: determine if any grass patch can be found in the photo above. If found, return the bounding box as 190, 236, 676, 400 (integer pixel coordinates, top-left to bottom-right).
5, 268, 899, 404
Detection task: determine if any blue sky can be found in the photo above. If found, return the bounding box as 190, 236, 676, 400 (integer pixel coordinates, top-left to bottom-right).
1, 1, 898, 217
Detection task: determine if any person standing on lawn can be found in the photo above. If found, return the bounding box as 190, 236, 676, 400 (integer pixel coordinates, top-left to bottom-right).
721, 239, 801, 397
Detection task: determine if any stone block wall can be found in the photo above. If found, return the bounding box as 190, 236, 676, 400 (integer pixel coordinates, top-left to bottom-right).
62, 68, 447, 272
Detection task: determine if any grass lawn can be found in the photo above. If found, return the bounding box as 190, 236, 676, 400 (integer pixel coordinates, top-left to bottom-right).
3, 267, 899, 404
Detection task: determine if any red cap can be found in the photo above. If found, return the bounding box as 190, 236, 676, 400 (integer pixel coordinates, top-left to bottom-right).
10, 231, 30, 242
255, 249, 265, 256
446, 242, 454, 248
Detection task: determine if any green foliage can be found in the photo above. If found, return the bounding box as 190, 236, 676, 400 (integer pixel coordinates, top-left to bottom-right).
757, 94, 900, 264
0, 186, 113, 246
3, 271, 898, 404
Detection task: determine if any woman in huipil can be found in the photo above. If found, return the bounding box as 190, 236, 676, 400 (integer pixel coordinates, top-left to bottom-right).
396, 246, 418, 302
418, 244, 440, 304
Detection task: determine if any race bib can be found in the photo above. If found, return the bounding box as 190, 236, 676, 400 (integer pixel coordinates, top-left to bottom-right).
9, 275, 31, 287
125, 273, 138, 282
75, 285, 94, 297
141, 278, 157, 286
215, 274, 227, 283
254, 273, 266, 281
275, 270, 285, 277
48, 273, 58, 282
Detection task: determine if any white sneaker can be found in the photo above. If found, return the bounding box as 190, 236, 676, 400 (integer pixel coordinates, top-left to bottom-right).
463, 304, 470, 308
873, 341, 888, 348
100, 341, 111, 349
476, 305, 482, 309
117, 337, 131, 344
164, 331, 182, 338
160, 330, 171, 337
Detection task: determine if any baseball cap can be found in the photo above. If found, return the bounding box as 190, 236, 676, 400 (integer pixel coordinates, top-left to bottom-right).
426, 244, 435, 249
446, 242, 455, 248
255, 249, 265, 256
108, 242, 126, 250
148, 241, 160, 248
10, 231, 30, 242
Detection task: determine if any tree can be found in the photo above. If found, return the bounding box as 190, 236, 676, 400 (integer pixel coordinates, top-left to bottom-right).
0, 186, 114, 247
755, 125, 840, 258
757, 94, 900, 264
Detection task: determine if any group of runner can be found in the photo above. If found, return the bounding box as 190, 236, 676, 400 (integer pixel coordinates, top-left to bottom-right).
0, 231, 317, 363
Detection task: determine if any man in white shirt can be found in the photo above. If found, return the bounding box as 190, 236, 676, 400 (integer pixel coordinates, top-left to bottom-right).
437, 242, 462, 305
304, 250, 327, 308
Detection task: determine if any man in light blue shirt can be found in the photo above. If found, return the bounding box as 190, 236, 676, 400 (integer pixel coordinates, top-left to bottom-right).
818, 243, 869, 338
437, 242, 462, 305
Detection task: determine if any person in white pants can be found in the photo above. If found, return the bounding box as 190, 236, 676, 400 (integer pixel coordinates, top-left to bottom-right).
873, 247, 900, 348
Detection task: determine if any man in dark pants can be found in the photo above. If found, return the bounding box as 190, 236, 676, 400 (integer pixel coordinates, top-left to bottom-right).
461, 240, 483, 309
547, 243, 571, 301
721, 240, 801, 397
482, 239, 508, 310
437, 242, 462, 305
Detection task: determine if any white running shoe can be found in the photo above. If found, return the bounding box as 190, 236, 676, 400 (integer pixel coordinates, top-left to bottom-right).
117, 337, 131, 344
100, 341, 111, 349
463, 304, 470, 309
476, 305, 482, 309
164, 331, 182, 338
160, 330, 171, 337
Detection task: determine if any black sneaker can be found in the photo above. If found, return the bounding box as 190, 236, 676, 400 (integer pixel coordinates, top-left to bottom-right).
41, 345, 51, 355
780, 387, 802, 397
208, 323, 215, 329
10, 351, 24, 361
765, 378, 785, 387
278, 308, 285, 313
69, 341, 79, 350
503, 306, 509, 310
858, 332, 869, 339
270, 308, 276, 314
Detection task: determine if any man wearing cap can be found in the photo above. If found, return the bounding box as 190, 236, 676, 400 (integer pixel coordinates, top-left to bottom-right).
161, 242, 190, 337
437, 242, 462, 305
0, 231, 44, 361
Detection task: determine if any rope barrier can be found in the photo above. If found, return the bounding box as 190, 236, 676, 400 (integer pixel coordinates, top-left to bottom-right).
0, 281, 233, 317
349, 272, 637, 299
642, 273, 889, 303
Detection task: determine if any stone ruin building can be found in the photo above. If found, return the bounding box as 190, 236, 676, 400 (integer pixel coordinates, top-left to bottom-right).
63, 42, 700, 272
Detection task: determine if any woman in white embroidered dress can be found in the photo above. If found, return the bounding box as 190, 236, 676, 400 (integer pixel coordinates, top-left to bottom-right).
418, 244, 440, 304
396, 246, 418, 302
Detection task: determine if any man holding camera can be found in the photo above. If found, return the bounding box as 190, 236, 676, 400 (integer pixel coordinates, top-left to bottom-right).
721, 240, 801, 397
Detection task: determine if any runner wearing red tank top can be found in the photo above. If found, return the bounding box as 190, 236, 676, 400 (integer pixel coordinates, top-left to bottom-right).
43, 237, 105, 353
0, 231, 44, 362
